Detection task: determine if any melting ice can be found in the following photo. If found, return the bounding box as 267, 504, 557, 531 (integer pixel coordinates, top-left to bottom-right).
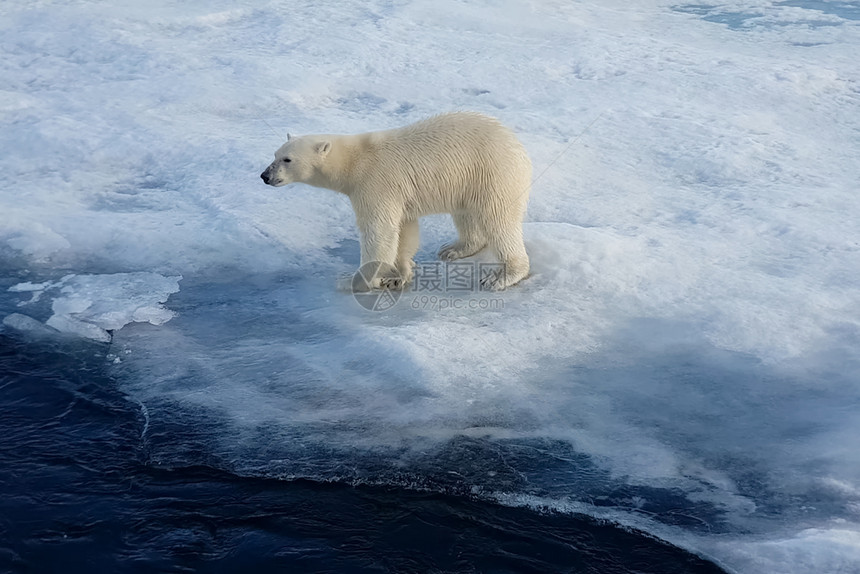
6, 273, 181, 342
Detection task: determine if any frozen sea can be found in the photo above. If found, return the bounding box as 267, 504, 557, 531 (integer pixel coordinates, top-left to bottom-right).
1, 1, 859, 572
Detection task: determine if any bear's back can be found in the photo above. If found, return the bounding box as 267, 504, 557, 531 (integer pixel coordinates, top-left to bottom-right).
370, 112, 530, 196
388, 112, 517, 157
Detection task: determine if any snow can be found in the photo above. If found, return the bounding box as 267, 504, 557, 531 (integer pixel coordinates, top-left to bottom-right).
1, 1, 859, 572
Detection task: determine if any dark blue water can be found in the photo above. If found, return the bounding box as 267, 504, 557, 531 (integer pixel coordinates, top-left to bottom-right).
675, 1, 860, 29
0, 334, 726, 573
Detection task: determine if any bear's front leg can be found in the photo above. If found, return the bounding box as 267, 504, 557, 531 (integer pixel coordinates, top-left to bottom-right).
353, 218, 403, 292
396, 220, 419, 285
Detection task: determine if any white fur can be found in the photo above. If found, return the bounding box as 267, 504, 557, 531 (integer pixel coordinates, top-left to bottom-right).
261, 112, 532, 290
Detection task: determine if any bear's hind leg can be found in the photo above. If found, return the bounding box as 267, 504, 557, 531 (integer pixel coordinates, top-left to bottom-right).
438, 212, 487, 261
482, 220, 529, 290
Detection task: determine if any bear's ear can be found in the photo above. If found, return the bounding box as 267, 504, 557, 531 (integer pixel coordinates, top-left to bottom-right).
315, 141, 331, 158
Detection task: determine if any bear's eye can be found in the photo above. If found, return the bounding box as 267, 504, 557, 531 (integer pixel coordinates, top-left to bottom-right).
282, 158, 291, 163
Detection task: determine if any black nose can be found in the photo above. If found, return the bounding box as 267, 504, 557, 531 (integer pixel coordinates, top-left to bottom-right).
260, 171, 270, 184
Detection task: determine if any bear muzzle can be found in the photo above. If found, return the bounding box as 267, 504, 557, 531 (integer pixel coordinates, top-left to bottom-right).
261, 167, 290, 187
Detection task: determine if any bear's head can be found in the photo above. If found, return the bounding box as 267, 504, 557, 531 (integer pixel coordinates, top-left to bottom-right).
260, 135, 331, 187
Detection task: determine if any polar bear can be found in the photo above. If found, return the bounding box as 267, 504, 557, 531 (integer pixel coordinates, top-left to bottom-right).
260, 112, 532, 290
